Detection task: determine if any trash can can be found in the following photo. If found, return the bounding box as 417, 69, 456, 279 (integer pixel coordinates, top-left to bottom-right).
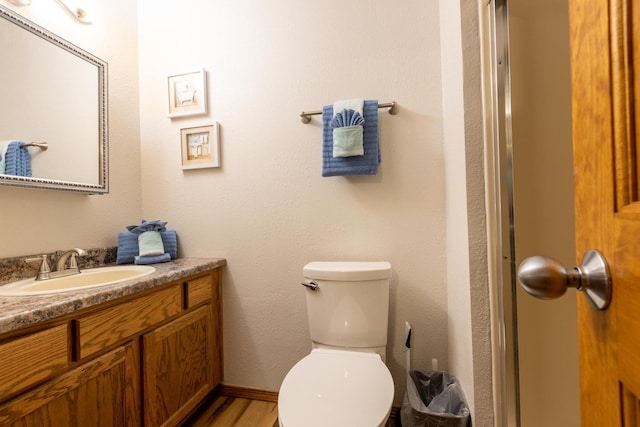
400, 369, 471, 427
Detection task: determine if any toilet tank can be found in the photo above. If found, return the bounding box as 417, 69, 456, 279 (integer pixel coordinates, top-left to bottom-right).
303, 261, 391, 349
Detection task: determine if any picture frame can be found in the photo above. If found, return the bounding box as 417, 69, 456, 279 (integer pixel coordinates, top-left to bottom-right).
180, 123, 220, 170
167, 69, 207, 118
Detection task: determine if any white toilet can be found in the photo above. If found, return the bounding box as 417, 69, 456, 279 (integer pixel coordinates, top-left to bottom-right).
278, 261, 394, 427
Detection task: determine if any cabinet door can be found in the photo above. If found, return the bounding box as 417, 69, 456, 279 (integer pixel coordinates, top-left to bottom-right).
143, 305, 215, 427
0, 342, 139, 426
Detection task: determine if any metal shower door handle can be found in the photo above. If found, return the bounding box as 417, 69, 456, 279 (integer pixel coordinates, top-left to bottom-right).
517, 249, 612, 310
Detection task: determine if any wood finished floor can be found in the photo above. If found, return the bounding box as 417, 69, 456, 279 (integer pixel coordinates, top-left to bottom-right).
183, 394, 279, 427
182, 392, 399, 427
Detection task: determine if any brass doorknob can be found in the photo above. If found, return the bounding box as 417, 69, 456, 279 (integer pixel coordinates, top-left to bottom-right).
517, 249, 612, 310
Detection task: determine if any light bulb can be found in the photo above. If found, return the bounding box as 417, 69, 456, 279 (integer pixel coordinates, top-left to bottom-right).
7, 0, 32, 6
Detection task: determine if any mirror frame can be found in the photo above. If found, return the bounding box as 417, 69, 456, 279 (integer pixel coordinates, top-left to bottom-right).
0, 5, 108, 194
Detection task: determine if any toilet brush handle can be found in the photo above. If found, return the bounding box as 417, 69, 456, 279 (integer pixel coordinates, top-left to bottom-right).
301, 281, 319, 291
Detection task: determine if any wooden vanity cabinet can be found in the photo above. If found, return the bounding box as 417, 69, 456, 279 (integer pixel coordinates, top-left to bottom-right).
144, 305, 214, 426
143, 273, 223, 426
0, 267, 222, 427
0, 342, 138, 426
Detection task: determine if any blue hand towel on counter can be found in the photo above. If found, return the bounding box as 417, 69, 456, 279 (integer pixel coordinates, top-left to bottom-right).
4, 141, 32, 177
126, 219, 167, 235
135, 253, 171, 265
116, 232, 139, 264
117, 229, 178, 264
322, 100, 380, 176
161, 231, 178, 260
138, 230, 165, 256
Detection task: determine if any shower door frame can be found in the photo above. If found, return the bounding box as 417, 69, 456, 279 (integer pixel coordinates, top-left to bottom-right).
482, 0, 521, 426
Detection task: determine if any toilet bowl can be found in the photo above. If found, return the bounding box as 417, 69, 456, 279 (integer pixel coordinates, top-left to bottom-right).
278, 261, 394, 427
278, 348, 394, 427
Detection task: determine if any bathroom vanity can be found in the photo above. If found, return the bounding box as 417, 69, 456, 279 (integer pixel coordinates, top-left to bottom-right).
0, 258, 225, 426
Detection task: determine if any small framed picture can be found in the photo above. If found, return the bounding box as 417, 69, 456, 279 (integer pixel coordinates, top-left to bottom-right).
167, 69, 207, 118
180, 123, 220, 170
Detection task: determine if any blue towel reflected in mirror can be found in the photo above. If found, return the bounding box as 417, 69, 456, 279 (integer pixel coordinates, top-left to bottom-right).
3, 141, 31, 177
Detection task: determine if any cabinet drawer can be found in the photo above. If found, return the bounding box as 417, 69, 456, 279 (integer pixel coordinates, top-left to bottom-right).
186, 275, 213, 308
0, 324, 69, 399
77, 285, 182, 359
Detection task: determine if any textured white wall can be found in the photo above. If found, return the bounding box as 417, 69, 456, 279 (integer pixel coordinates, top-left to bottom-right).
442, 1, 494, 424
138, 0, 450, 404
440, 0, 475, 417
0, 0, 141, 258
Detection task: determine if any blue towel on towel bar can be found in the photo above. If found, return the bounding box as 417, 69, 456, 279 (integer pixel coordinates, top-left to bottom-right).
322, 100, 380, 176
4, 141, 32, 177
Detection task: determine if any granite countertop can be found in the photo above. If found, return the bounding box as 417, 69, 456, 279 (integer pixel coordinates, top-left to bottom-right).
0, 258, 226, 336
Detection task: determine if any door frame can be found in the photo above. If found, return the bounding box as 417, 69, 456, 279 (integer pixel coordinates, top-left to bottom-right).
481, 0, 521, 425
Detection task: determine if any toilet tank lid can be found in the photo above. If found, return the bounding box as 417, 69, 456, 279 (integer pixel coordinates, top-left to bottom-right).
303, 262, 391, 281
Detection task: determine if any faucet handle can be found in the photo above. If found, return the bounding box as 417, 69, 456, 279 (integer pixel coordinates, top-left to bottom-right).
25, 254, 51, 281
68, 253, 78, 269
67, 252, 82, 269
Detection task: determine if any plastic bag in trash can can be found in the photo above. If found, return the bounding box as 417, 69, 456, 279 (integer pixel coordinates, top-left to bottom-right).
400, 370, 470, 427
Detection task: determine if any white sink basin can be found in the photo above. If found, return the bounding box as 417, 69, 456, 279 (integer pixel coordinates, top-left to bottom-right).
0, 265, 156, 296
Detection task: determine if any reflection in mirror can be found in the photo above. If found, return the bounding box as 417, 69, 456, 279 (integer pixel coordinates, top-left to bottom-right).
0, 5, 108, 194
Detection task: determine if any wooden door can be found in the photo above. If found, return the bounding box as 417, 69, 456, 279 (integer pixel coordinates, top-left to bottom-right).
570, 0, 640, 425
143, 305, 215, 427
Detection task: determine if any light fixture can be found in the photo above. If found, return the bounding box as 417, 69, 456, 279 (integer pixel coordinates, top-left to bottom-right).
52, 0, 90, 25
6, 0, 91, 25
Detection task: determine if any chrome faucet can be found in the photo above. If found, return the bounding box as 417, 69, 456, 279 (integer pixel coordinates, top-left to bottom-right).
26, 248, 87, 281
56, 248, 87, 273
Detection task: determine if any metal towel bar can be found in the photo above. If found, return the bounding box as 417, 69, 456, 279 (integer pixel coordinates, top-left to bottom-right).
20, 142, 48, 150
299, 101, 397, 124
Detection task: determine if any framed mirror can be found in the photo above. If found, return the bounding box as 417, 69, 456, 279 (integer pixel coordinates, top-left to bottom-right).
0, 5, 108, 194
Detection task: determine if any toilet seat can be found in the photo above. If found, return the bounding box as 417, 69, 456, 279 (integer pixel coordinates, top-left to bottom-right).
278, 348, 394, 427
